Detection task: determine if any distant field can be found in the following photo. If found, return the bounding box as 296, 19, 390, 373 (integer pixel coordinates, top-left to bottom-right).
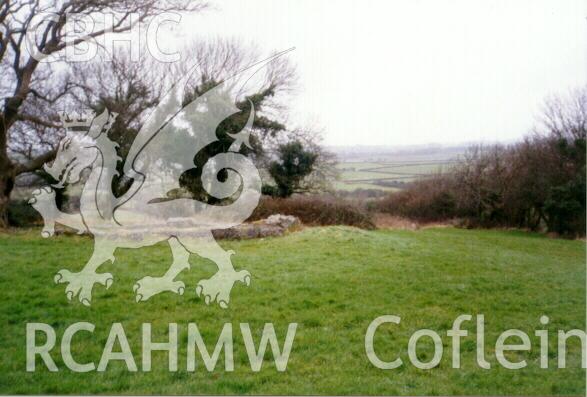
330, 145, 465, 192
334, 160, 455, 191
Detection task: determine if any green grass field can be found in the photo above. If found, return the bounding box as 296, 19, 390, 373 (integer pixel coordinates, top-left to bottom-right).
0, 227, 585, 395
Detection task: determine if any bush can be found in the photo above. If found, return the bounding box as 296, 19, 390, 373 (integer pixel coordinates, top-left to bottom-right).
377, 132, 586, 236
377, 174, 457, 222
544, 176, 586, 235
261, 184, 279, 197
7, 200, 41, 227
250, 195, 376, 229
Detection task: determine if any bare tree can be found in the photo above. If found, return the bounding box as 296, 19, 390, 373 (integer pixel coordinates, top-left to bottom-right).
183, 38, 297, 156
64, 38, 300, 201
378, 87, 586, 236
539, 86, 587, 141
0, 0, 206, 227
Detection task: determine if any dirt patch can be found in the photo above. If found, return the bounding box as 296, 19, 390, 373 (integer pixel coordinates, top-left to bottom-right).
373, 213, 454, 230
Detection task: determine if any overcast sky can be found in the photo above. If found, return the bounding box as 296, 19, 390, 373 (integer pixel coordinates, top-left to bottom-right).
174, 0, 586, 147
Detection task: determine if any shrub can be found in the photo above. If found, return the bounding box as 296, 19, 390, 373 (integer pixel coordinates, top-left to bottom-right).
250, 195, 375, 229
376, 174, 458, 222
268, 140, 318, 197
377, 131, 586, 236
7, 200, 41, 227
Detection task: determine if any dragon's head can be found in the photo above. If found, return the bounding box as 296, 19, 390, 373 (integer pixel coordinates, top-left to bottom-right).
44, 110, 117, 188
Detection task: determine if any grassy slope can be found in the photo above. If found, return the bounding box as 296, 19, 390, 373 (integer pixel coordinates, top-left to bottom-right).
0, 227, 584, 395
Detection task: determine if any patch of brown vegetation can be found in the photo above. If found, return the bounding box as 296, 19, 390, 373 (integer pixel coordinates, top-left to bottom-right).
373, 213, 454, 230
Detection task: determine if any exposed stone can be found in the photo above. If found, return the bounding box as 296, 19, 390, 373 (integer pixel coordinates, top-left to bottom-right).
213, 214, 301, 240
40, 212, 301, 240
264, 214, 301, 230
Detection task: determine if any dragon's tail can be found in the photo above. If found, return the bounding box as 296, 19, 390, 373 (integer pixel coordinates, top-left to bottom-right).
201, 151, 262, 226
157, 152, 262, 230
131, 152, 261, 230
201, 152, 260, 203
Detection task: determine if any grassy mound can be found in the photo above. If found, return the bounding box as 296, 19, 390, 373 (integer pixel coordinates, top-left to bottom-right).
0, 227, 584, 395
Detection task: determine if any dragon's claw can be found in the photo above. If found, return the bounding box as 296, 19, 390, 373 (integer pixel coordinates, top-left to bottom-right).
133, 276, 185, 302
29, 186, 57, 238
55, 269, 113, 305
29, 187, 55, 204
196, 269, 251, 308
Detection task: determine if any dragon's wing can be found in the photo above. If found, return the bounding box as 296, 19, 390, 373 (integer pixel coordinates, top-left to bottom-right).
121, 71, 190, 180
117, 51, 292, 206
121, 78, 241, 201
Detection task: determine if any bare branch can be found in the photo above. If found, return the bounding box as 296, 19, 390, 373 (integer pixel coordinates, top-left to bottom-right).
16, 113, 60, 129
14, 148, 56, 174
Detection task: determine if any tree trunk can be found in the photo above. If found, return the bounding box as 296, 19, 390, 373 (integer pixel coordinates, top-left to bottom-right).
0, 117, 15, 229
0, 163, 15, 229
